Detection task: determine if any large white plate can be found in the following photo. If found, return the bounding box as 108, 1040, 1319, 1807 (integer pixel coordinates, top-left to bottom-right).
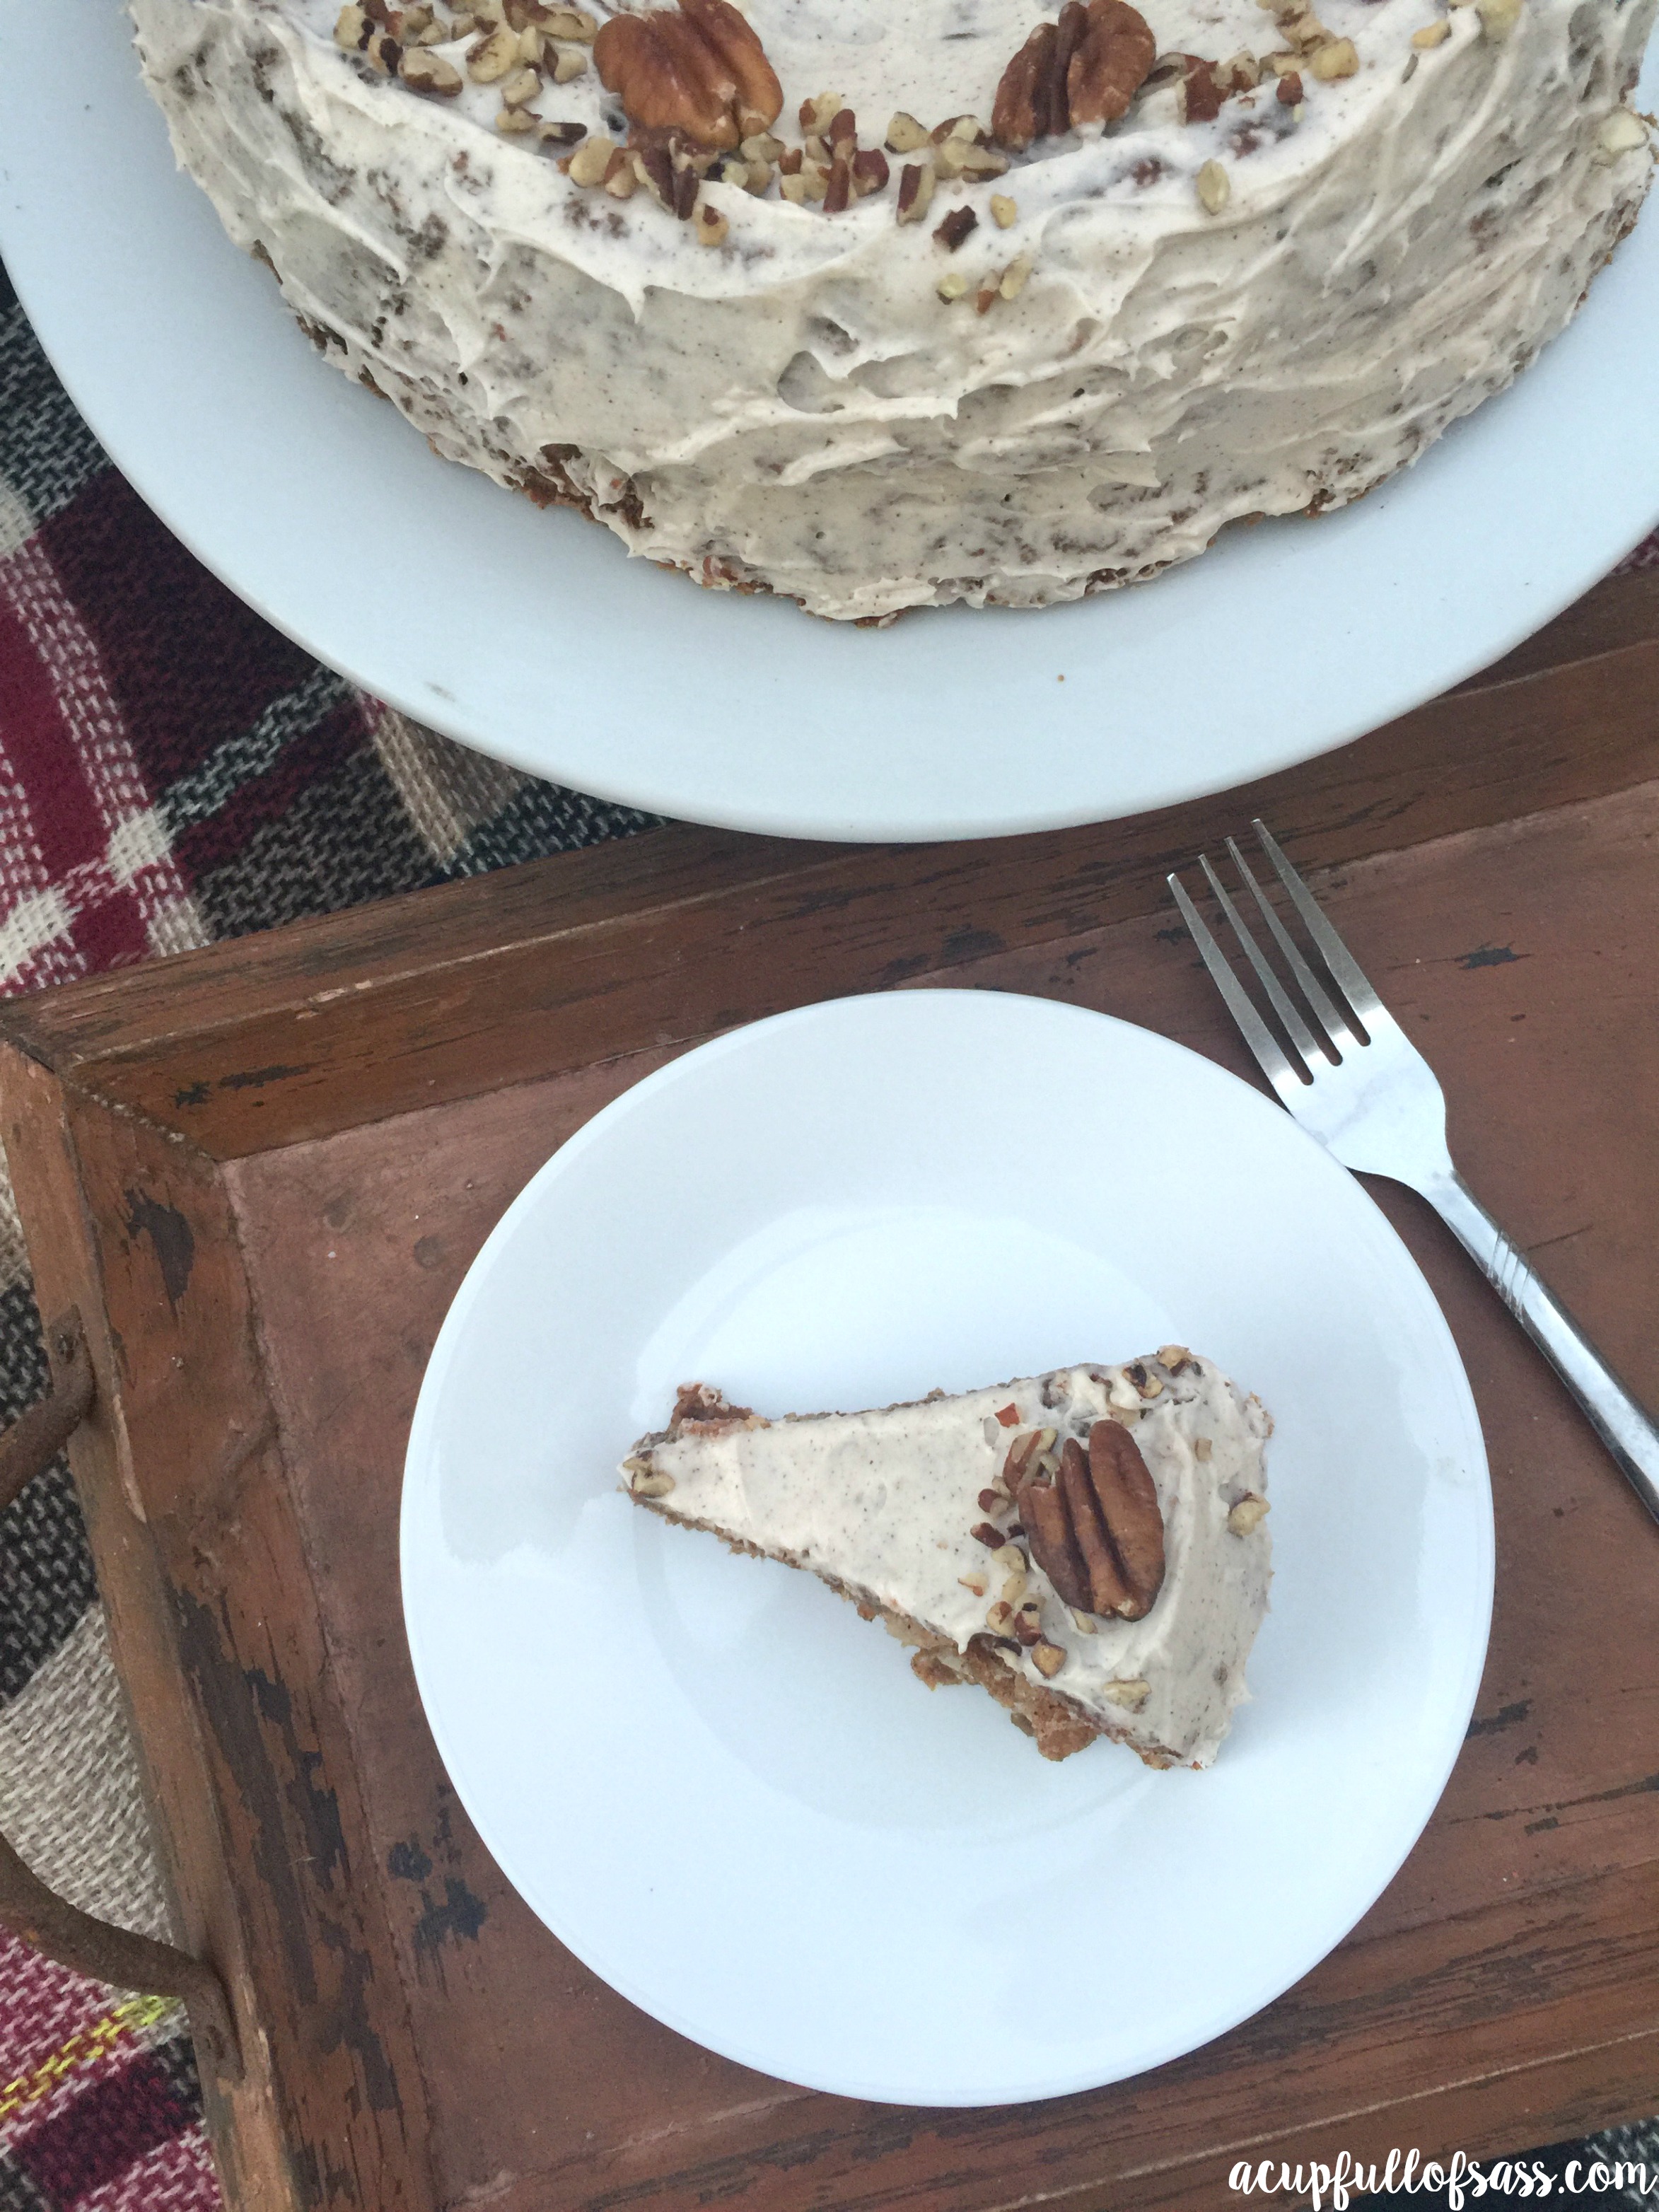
0, 12, 1654, 842
401, 990, 1493, 2105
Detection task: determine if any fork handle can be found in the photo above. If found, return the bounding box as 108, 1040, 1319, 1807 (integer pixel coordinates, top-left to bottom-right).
1424, 1172, 1659, 1524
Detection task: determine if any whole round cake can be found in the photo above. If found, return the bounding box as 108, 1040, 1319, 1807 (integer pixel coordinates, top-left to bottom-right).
132, 0, 1654, 620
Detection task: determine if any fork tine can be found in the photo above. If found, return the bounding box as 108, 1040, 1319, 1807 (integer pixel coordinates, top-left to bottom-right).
1252, 820, 1384, 1021
1167, 873, 1303, 1097
1197, 854, 1334, 1071
1224, 836, 1362, 1051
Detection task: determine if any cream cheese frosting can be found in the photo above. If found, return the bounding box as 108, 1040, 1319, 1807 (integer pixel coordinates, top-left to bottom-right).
624, 1351, 1274, 1767
130, 0, 1655, 619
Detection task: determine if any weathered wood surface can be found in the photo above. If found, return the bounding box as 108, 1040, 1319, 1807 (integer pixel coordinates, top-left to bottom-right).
2, 568, 1655, 1164
0, 576, 1654, 2211
0, 1049, 436, 2212
217, 782, 1657, 2212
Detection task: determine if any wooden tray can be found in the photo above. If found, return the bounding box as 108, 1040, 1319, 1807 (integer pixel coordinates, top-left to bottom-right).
2, 566, 1658, 2212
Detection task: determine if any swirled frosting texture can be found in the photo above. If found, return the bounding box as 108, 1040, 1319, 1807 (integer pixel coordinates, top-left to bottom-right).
627, 1356, 1274, 1768
132, 0, 1654, 619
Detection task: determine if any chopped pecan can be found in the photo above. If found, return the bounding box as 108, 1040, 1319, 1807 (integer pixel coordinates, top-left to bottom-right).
1175, 54, 1226, 122
993, 0, 1155, 149
1003, 1429, 1045, 1486
1101, 1676, 1150, 1710
467, 23, 520, 78
637, 126, 706, 208
669, 1382, 755, 1433
634, 134, 676, 204
895, 161, 935, 222
934, 205, 978, 250
1008, 1421, 1165, 1619
400, 45, 462, 91
594, 0, 781, 151
1307, 35, 1358, 79
564, 131, 615, 182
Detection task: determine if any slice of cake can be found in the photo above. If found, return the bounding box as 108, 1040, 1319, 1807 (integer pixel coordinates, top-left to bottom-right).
623, 1349, 1272, 1765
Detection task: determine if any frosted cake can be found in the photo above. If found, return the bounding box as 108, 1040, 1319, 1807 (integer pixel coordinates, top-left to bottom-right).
623, 1349, 1274, 1764
131, 0, 1655, 618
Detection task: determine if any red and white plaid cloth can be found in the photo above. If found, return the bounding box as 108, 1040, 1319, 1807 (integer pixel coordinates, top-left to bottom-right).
0, 244, 1655, 2210
0, 247, 652, 2212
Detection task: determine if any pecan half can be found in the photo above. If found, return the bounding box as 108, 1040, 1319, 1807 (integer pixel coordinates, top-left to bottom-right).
594, 0, 781, 151
991, 1, 1085, 150
1008, 1421, 1165, 1619
681, 0, 782, 132
1069, 0, 1157, 124
1088, 1418, 1164, 1612
992, 0, 1155, 149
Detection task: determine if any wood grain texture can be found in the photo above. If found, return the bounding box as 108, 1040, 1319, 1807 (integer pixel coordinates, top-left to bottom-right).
209, 782, 1659, 2212
0, 1053, 438, 2212
1, 568, 1655, 1161
0, 583, 1655, 2211
0, 1048, 301, 2211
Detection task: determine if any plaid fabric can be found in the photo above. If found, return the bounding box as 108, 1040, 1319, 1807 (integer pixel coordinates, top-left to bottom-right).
0, 243, 655, 2211
1, 239, 1656, 2211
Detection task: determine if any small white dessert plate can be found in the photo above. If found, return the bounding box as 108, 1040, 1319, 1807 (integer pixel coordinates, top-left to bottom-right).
0, 11, 1655, 842
401, 989, 1494, 2105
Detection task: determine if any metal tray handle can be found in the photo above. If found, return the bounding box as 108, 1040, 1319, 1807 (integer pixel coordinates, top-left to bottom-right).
0, 1311, 241, 2082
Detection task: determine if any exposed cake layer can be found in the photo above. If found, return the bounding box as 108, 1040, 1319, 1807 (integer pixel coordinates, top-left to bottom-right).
132, 0, 1655, 618
624, 1352, 1274, 1766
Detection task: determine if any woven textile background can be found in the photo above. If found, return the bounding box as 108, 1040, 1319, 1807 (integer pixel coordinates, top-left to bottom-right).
1, 239, 1657, 2211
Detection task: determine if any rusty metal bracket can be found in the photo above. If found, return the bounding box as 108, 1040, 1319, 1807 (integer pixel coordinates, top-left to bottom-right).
0, 1310, 243, 2083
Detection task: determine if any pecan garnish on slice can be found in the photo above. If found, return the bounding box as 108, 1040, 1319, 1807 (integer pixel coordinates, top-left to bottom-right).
1007, 1419, 1165, 1619
992, 0, 1156, 151
595, 0, 781, 151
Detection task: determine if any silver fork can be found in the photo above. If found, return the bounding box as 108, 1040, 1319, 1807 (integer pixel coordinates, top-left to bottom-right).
1170, 820, 1659, 1523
